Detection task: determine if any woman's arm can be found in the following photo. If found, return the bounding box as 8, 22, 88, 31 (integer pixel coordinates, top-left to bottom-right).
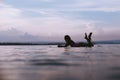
58, 43, 69, 47
65, 43, 69, 47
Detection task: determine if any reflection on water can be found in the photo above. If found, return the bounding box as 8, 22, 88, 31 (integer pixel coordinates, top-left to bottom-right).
0, 44, 120, 80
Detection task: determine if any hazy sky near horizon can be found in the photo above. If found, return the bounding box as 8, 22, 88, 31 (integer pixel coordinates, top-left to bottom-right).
0, 0, 120, 41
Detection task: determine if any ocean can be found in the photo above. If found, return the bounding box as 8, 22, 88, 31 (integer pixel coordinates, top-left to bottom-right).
0, 44, 120, 80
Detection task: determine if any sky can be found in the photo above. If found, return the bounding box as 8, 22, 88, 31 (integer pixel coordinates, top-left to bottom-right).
0, 0, 120, 42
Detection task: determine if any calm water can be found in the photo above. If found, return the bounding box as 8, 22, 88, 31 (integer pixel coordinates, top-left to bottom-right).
0, 44, 120, 80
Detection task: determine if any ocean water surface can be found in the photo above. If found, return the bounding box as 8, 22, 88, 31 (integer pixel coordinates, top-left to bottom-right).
0, 44, 120, 80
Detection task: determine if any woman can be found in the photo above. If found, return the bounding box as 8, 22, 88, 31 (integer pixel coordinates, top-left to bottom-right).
58, 32, 94, 47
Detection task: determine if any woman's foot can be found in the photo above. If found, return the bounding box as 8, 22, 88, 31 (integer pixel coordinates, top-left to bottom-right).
88, 32, 92, 40
84, 33, 88, 40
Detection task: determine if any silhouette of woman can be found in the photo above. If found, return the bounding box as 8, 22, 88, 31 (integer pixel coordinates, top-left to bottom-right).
58, 32, 94, 47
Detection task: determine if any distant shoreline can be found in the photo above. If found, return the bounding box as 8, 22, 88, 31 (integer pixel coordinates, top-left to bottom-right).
0, 43, 59, 45
0, 40, 120, 46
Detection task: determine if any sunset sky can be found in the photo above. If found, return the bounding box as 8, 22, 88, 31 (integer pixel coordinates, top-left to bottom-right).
0, 0, 120, 42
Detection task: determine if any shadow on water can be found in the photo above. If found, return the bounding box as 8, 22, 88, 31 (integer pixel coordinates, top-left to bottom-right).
110, 67, 120, 71
28, 59, 80, 66
107, 73, 120, 80
106, 66, 120, 80
46, 74, 81, 80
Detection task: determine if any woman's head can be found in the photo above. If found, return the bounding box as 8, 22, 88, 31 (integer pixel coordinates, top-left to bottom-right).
64, 35, 71, 42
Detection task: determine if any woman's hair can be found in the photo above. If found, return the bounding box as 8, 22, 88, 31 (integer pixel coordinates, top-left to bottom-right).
64, 35, 71, 41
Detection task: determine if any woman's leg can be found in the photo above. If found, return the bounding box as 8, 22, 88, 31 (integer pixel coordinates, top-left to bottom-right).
84, 32, 94, 47
85, 33, 88, 40
88, 32, 92, 41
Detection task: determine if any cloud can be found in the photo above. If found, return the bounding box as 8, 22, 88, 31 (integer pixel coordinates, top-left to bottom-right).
0, 3, 22, 30
0, 4, 22, 18
2, 16, 99, 37
0, 3, 100, 36
55, 0, 120, 12
41, 0, 55, 2
0, 28, 42, 42
0, 0, 2, 3
0, 4, 21, 19
0, 2, 120, 41
3, 0, 120, 12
